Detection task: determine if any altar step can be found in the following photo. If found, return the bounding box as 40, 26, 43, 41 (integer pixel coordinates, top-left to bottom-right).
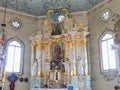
31, 87, 91, 90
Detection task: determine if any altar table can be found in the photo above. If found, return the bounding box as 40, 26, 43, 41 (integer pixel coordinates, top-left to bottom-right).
31, 88, 67, 90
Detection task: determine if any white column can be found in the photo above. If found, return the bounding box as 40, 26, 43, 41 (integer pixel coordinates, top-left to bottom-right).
68, 31, 77, 76
35, 35, 42, 76
29, 37, 36, 76
29, 37, 35, 65
82, 31, 89, 75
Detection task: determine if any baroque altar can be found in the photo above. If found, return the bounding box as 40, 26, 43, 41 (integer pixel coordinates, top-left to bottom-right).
30, 8, 91, 90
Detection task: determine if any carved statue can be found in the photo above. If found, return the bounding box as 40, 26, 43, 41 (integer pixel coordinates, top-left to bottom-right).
32, 59, 38, 76
77, 56, 84, 75
52, 24, 61, 35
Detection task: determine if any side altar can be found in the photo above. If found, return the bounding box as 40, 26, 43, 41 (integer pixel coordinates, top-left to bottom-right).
30, 8, 91, 90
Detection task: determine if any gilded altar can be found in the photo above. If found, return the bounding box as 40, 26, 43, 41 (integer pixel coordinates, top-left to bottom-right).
30, 8, 90, 89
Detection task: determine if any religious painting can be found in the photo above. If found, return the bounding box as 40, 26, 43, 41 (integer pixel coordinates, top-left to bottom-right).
51, 23, 63, 35
50, 42, 65, 72
50, 9, 65, 22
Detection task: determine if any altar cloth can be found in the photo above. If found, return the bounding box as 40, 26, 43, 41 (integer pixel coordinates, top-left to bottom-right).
31, 88, 67, 90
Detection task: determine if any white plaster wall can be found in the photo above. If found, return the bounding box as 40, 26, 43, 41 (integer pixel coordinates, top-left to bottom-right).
70, 11, 88, 25
88, 0, 120, 90
0, 9, 37, 90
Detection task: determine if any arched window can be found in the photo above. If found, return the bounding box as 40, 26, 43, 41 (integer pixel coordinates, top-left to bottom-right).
99, 31, 117, 73
6, 38, 24, 74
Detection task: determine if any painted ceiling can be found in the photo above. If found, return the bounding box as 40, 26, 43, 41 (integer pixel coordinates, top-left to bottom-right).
0, 0, 104, 16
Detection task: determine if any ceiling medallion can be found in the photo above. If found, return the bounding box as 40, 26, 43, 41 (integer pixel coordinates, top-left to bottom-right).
9, 17, 22, 30
101, 9, 111, 21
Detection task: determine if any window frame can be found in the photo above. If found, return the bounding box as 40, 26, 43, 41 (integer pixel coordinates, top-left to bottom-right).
5, 37, 24, 75
99, 30, 118, 73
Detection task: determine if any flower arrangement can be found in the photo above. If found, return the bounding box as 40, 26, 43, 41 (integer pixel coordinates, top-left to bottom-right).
61, 84, 67, 88
114, 85, 120, 90
44, 84, 48, 88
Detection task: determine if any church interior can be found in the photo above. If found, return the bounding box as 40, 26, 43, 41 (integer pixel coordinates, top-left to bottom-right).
0, 0, 120, 90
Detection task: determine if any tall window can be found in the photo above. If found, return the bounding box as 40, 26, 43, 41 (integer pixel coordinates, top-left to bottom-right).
99, 31, 117, 73
6, 38, 24, 74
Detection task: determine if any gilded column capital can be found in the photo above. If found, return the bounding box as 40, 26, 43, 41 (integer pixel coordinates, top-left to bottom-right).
35, 34, 42, 42
68, 30, 77, 39
77, 23, 88, 31
82, 31, 89, 38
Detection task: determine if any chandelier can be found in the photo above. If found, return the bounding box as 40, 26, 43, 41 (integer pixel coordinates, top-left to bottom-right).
43, 0, 71, 10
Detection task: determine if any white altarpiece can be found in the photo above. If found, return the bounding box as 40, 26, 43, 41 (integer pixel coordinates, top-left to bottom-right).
30, 9, 91, 90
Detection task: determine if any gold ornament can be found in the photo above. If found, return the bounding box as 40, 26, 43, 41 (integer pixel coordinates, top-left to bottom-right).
75, 33, 82, 39
39, 72, 45, 77
75, 39, 81, 47
82, 39, 86, 45
34, 38, 39, 44
31, 44, 35, 51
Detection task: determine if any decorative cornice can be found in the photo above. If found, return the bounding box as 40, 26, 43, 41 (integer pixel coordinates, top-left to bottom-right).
88, 0, 113, 13
0, 7, 37, 19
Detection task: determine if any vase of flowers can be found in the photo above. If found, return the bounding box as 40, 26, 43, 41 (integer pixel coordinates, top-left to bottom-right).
114, 85, 120, 90
44, 84, 48, 88
61, 84, 67, 88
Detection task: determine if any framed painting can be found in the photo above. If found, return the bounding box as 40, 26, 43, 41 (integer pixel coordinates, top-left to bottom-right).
50, 42, 65, 72
51, 23, 63, 35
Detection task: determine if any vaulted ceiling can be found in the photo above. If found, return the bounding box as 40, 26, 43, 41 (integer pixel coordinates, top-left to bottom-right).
0, 0, 105, 16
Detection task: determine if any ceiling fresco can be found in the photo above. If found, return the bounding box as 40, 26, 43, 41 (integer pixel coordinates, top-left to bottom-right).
0, 0, 104, 16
